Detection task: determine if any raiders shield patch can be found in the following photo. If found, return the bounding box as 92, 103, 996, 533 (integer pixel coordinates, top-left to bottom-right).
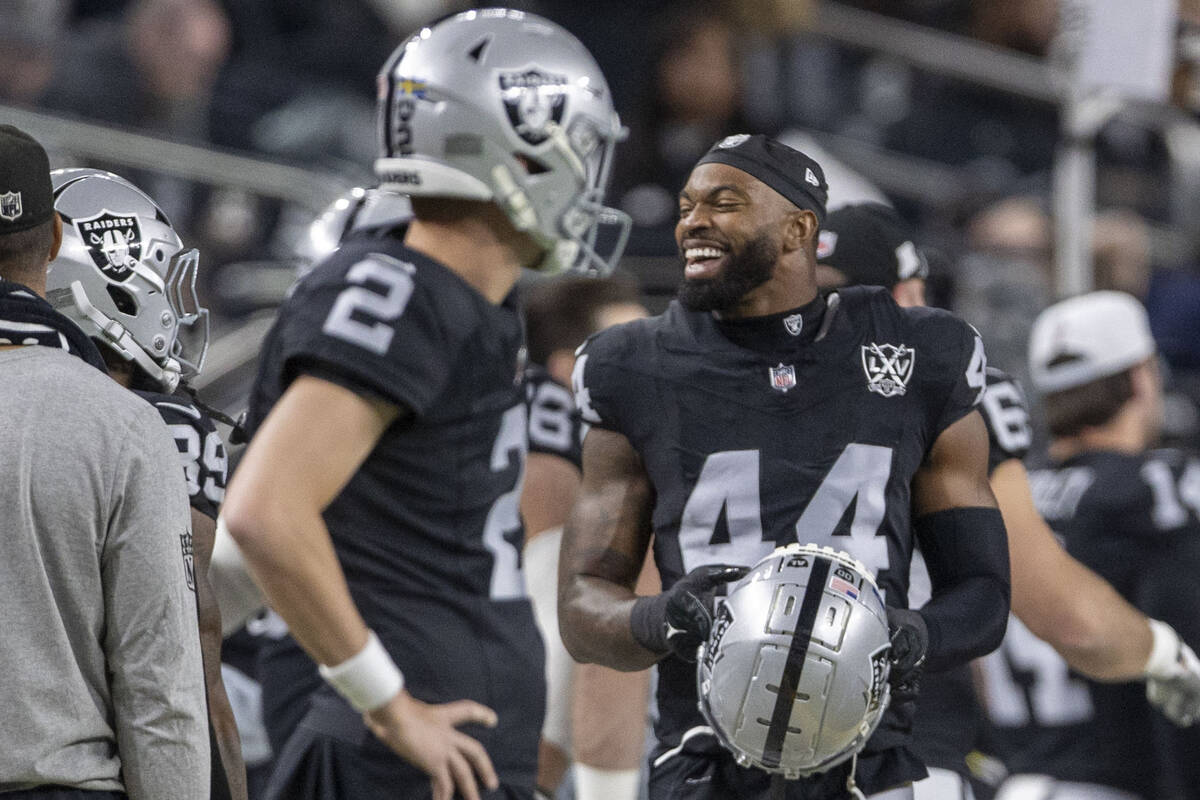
499, 69, 567, 145
0, 191, 22, 221
862, 343, 915, 397
74, 210, 141, 281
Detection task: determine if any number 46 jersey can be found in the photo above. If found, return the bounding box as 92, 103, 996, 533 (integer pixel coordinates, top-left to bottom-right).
573, 286, 987, 776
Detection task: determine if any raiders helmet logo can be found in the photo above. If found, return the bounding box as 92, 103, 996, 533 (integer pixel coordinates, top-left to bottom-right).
499, 69, 567, 145
862, 343, 915, 397
0, 191, 22, 221
74, 210, 141, 282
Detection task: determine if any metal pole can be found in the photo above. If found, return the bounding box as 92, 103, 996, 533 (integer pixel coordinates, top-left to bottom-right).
1051, 91, 1124, 298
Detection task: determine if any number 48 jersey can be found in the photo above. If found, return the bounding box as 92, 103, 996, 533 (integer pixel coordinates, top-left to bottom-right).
573, 286, 987, 774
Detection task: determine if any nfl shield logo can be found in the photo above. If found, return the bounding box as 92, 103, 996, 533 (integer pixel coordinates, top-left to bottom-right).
499, 69, 568, 145
769, 363, 797, 393
0, 191, 22, 222
862, 343, 915, 397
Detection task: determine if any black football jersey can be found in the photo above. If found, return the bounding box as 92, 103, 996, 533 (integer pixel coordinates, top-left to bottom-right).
909, 366, 1031, 774
573, 286, 987, 780
524, 363, 582, 469
981, 448, 1200, 797
137, 390, 228, 521
244, 236, 544, 771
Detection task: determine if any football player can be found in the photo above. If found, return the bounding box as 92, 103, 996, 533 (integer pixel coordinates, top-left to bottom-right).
560, 134, 1011, 799
981, 292, 1200, 800
45, 168, 246, 800
520, 273, 652, 800
219, 10, 629, 800
818, 203, 1200, 800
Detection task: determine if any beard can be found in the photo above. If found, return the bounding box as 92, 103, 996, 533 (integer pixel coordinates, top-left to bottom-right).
678, 231, 779, 313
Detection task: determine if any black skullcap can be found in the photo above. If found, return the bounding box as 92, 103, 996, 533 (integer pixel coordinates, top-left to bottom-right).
696, 134, 829, 222
817, 202, 928, 289
0, 125, 53, 235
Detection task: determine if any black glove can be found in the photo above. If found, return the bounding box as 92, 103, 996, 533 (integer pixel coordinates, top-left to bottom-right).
630, 564, 749, 661
885, 606, 929, 703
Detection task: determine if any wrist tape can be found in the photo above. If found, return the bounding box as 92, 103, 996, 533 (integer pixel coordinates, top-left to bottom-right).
1144, 619, 1182, 680
318, 630, 404, 711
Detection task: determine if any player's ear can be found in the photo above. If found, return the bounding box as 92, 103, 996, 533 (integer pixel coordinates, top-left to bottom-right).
782, 209, 819, 253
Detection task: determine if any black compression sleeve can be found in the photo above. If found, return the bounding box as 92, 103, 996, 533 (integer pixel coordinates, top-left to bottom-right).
914, 506, 1011, 672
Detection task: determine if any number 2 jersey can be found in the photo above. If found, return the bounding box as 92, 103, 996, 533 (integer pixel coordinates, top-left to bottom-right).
981, 447, 1200, 798
243, 235, 544, 781
573, 286, 988, 790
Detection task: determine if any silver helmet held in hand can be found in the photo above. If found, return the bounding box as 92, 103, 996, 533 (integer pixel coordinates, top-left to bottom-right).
698, 543, 892, 779
47, 168, 209, 392
374, 8, 630, 275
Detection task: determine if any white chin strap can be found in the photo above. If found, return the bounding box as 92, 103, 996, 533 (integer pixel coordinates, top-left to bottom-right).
68, 280, 181, 392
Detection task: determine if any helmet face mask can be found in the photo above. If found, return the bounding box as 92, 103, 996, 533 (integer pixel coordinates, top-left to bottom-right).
374, 8, 630, 275
46, 168, 209, 392
697, 543, 892, 780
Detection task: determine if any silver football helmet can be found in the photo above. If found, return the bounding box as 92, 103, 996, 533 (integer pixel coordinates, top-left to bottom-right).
374, 8, 630, 274
47, 168, 209, 392
295, 186, 413, 272
698, 543, 892, 779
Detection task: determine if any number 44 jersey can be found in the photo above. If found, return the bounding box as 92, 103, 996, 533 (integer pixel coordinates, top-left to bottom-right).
573, 286, 987, 778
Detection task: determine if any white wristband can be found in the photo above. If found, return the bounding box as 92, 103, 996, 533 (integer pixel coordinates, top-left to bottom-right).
318, 631, 404, 711
1144, 618, 1182, 680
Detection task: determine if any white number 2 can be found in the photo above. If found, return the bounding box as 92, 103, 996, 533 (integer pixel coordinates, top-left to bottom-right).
679, 443, 893, 580
481, 403, 529, 599
322, 255, 415, 355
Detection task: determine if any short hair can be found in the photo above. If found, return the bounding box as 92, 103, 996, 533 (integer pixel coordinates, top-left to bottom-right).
0, 217, 55, 286
524, 273, 642, 366
1042, 358, 1135, 438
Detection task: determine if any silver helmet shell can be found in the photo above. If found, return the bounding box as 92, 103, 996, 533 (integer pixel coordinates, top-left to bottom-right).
698, 543, 892, 779
296, 186, 412, 272
47, 168, 209, 392
374, 8, 630, 274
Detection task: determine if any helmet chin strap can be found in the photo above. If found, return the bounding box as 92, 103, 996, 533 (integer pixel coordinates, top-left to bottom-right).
68, 280, 180, 392
845, 751, 867, 800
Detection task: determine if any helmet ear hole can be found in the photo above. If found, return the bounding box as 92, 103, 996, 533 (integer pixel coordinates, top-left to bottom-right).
106, 284, 138, 316
515, 154, 549, 175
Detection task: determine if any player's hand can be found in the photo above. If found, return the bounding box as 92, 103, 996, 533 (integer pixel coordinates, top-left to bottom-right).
363, 689, 500, 800
885, 606, 928, 703
1144, 622, 1200, 727
631, 564, 749, 661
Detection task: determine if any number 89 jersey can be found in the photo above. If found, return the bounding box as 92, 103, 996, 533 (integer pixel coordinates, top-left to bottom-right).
573, 287, 986, 755
136, 390, 227, 520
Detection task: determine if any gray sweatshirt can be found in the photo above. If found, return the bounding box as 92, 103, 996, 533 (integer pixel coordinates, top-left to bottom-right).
0, 347, 209, 798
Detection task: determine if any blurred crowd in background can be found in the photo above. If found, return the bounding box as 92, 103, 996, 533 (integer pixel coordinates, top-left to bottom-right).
3, 0, 1200, 450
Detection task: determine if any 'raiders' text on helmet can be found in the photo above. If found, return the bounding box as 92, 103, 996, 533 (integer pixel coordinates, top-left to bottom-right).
374, 8, 630, 275
47, 168, 209, 392
698, 543, 892, 779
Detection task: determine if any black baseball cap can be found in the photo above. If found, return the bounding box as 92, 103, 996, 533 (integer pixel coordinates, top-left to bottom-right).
0, 125, 54, 235
816, 202, 928, 289
696, 134, 829, 222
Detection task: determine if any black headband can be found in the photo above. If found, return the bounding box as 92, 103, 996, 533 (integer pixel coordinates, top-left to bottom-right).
696, 134, 829, 222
